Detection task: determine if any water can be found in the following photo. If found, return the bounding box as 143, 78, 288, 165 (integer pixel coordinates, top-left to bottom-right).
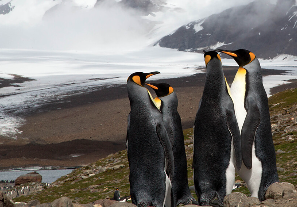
0, 169, 74, 184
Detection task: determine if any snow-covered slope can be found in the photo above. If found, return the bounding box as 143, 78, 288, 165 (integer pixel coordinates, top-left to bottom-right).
157, 0, 297, 58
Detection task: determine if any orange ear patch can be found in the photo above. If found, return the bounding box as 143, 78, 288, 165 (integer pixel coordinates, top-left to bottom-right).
132, 75, 141, 86
169, 86, 174, 94
205, 55, 211, 66
249, 52, 256, 62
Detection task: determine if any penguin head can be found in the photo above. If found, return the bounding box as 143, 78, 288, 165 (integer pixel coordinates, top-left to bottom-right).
217, 49, 256, 67
127, 71, 160, 87
146, 83, 174, 97
203, 50, 222, 66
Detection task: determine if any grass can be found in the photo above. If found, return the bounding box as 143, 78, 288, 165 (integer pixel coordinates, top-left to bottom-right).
13, 88, 297, 204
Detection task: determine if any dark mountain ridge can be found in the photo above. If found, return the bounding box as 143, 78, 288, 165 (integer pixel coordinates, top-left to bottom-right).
156, 0, 297, 59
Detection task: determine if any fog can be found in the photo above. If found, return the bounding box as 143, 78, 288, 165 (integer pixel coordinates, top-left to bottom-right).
0, 0, 273, 52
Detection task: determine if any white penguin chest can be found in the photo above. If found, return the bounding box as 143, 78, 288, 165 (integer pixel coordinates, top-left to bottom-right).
230, 68, 247, 132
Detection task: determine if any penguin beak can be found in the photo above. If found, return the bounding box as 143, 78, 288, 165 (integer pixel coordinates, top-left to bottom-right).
146, 83, 159, 90
146, 71, 160, 79
130, 71, 160, 86
217, 50, 238, 58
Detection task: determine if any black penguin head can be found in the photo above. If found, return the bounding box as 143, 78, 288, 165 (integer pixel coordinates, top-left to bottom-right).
146, 83, 174, 97
127, 71, 160, 86
203, 50, 221, 66
217, 49, 256, 67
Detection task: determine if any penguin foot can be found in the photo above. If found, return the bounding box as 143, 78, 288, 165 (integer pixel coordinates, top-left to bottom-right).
199, 191, 223, 207
137, 201, 154, 207
176, 196, 197, 206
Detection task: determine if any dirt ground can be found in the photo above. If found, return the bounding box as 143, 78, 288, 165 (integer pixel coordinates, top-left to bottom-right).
0, 66, 295, 169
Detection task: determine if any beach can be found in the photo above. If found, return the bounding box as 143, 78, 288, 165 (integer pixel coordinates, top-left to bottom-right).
0, 66, 296, 170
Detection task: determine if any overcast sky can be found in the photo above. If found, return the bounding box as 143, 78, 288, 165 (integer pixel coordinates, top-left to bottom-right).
0, 0, 272, 52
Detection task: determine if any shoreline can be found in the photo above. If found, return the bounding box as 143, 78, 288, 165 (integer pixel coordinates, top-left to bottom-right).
0, 66, 296, 170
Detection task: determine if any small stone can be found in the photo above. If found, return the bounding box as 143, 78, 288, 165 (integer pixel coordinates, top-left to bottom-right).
246, 197, 260, 206
261, 198, 275, 205
265, 182, 296, 200
277, 167, 285, 172
223, 192, 249, 207
93, 199, 117, 207
109, 202, 136, 207
276, 149, 286, 154
51, 197, 73, 207
28, 200, 40, 206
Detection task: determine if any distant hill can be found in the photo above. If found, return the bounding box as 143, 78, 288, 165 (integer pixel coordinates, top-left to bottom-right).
0, 1, 14, 15
156, 0, 297, 59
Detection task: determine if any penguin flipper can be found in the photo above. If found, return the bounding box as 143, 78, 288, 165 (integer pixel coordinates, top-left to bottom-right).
242, 98, 260, 169
156, 123, 174, 178
126, 113, 130, 143
226, 109, 242, 170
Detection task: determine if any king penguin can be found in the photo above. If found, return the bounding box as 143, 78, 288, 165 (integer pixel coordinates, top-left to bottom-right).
218, 49, 279, 201
146, 82, 196, 206
193, 51, 241, 206
127, 72, 174, 207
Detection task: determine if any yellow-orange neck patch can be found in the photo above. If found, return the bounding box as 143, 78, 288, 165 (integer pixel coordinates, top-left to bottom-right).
238, 67, 247, 75
154, 97, 162, 110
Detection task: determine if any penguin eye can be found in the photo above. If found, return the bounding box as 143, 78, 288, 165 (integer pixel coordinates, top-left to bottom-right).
249, 52, 256, 63
204, 55, 211, 66
132, 75, 142, 86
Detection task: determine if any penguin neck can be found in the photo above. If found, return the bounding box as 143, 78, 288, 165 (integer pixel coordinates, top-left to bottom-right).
204, 67, 226, 97
159, 93, 178, 115
127, 83, 158, 111
244, 59, 264, 91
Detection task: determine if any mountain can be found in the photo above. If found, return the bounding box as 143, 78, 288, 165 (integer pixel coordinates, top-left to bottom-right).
156, 0, 297, 59
0, 1, 14, 15
113, 0, 165, 14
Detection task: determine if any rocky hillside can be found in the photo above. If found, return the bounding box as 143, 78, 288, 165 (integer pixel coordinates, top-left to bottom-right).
157, 0, 297, 59
10, 88, 297, 206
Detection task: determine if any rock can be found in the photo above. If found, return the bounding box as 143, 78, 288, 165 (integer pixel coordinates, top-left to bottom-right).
109, 202, 136, 207
36, 203, 52, 207
265, 182, 296, 200
261, 198, 275, 206
14, 202, 29, 207
223, 192, 260, 207
73, 204, 93, 207
15, 172, 42, 186
93, 199, 117, 207
247, 197, 261, 206
276, 149, 286, 154
51, 197, 73, 207
0, 191, 14, 207
224, 192, 249, 207
28, 200, 41, 206
277, 167, 285, 172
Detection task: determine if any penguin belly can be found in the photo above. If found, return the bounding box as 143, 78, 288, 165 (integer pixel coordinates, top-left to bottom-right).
230, 69, 262, 198
225, 140, 235, 194
164, 173, 172, 207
